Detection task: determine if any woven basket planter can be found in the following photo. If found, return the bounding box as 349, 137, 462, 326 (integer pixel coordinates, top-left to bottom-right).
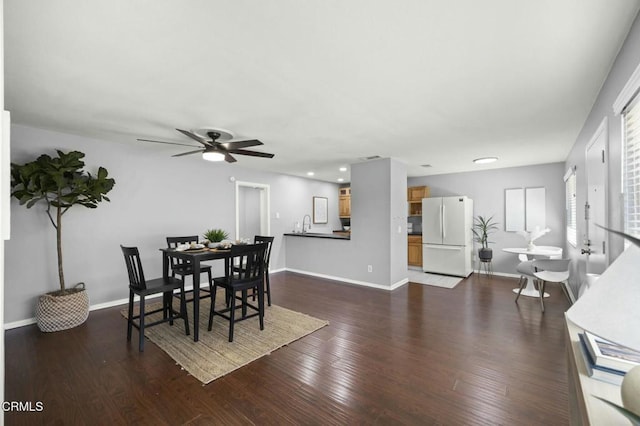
35, 283, 89, 332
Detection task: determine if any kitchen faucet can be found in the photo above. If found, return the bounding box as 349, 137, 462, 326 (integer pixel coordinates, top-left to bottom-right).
302, 214, 311, 233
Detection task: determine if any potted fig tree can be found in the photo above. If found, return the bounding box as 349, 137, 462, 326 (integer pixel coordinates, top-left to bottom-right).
472, 215, 499, 261
11, 150, 115, 332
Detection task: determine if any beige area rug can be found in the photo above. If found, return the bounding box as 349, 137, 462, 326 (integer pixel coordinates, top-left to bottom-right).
122, 296, 329, 384
407, 269, 463, 289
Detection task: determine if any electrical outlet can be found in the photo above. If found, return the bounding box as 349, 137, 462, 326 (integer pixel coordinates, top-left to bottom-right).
367, 265, 373, 272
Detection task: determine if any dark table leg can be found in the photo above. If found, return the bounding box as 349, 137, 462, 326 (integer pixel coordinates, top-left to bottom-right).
192, 258, 200, 342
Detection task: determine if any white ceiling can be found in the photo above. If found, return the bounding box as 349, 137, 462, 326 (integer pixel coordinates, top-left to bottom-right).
4, 1, 640, 183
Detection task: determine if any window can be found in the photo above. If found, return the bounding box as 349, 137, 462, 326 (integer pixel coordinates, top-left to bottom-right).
565, 167, 577, 247
623, 92, 640, 238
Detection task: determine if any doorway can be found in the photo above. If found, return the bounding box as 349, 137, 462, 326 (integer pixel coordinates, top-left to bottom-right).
584, 118, 608, 275
235, 181, 270, 241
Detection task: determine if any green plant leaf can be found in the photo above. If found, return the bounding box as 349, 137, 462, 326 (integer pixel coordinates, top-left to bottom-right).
10, 150, 116, 292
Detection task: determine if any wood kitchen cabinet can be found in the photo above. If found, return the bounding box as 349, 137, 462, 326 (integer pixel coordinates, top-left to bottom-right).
408, 234, 423, 267
339, 187, 351, 218
407, 186, 430, 216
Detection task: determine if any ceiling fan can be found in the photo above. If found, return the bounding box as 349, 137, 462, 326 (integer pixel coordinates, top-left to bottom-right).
137, 128, 274, 163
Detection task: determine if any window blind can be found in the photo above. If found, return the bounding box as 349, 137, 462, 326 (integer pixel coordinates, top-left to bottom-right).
623, 92, 640, 238
565, 168, 577, 246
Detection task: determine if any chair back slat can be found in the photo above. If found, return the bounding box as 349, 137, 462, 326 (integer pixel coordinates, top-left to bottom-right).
121, 245, 147, 290
254, 235, 274, 268
229, 243, 267, 285
166, 236, 199, 270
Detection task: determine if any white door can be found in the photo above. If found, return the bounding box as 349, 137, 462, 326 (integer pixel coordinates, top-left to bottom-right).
584, 119, 608, 274
422, 198, 443, 244
442, 196, 467, 246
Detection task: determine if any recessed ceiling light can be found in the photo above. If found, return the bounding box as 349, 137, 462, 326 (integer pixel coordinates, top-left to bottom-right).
337, 178, 344, 182
473, 157, 498, 164
307, 171, 315, 176
339, 167, 347, 172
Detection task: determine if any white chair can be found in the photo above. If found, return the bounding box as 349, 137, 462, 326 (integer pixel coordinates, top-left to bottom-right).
531, 259, 571, 312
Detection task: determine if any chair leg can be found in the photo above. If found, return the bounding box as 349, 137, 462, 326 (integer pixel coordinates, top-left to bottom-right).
560, 280, 572, 305
515, 276, 526, 303
181, 286, 190, 336
265, 271, 271, 306
165, 291, 173, 326
139, 296, 146, 352
228, 290, 236, 342
241, 290, 248, 318
538, 280, 546, 313
208, 283, 218, 331
207, 268, 213, 289
127, 291, 134, 342
258, 284, 265, 331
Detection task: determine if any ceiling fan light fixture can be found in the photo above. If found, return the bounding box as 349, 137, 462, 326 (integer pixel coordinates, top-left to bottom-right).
202, 151, 225, 162
473, 157, 498, 164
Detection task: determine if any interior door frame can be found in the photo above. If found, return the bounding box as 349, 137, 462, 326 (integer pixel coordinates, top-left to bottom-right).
584, 117, 609, 272
235, 181, 271, 240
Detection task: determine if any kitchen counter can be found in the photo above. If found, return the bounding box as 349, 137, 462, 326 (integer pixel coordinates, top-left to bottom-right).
284, 232, 350, 240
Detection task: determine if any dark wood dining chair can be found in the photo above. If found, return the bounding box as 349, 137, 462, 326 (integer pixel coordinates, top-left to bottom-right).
208, 243, 267, 342
253, 235, 274, 306
166, 236, 213, 303
121, 245, 190, 352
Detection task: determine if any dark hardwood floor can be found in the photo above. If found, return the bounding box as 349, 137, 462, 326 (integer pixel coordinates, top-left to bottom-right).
5, 272, 570, 425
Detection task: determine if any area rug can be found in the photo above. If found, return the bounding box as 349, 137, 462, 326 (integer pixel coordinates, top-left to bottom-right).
121, 296, 329, 384
407, 270, 463, 289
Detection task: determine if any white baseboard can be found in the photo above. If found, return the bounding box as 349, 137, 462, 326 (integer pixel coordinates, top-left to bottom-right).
284, 268, 407, 291
3, 292, 168, 330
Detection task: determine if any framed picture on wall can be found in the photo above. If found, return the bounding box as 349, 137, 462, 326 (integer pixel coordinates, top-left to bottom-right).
313, 196, 328, 224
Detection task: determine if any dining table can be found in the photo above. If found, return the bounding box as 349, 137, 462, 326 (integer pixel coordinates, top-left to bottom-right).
160, 247, 231, 342
502, 246, 563, 298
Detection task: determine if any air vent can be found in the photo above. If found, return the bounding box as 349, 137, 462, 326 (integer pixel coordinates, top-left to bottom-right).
421, 164, 432, 168
359, 155, 381, 161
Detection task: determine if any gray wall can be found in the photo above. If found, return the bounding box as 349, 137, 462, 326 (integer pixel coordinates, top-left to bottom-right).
5, 124, 341, 324
408, 163, 566, 276
285, 158, 408, 288
564, 13, 640, 296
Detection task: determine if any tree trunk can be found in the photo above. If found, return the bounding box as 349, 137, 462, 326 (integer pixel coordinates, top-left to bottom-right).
57, 203, 65, 292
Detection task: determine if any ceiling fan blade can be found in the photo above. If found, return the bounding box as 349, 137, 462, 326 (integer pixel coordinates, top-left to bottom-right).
137, 138, 200, 148
227, 149, 275, 158
220, 139, 263, 150
224, 152, 237, 163
175, 128, 213, 147
172, 149, 205, 157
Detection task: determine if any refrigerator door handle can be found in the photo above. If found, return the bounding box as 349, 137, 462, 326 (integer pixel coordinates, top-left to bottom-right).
442, 204, 446, 240
439, 204, 443, 240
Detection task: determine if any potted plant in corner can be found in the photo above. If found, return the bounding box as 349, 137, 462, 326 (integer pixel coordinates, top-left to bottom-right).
472, 215, 499, 262
11, 150, 116, 332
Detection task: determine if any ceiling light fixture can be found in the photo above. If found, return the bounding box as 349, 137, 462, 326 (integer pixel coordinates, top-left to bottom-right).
202, 151, 225, 162
307, 171, 315, 176
337, 178, 344, 182
339, 167, 347, 172
473, 157, 498, 164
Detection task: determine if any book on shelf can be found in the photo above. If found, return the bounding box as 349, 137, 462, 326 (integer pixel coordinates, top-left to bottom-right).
578, 333, 625, 386
583, 330, 640, 373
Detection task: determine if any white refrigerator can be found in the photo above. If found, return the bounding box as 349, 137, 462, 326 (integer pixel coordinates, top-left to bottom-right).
422, 196, 473, 277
